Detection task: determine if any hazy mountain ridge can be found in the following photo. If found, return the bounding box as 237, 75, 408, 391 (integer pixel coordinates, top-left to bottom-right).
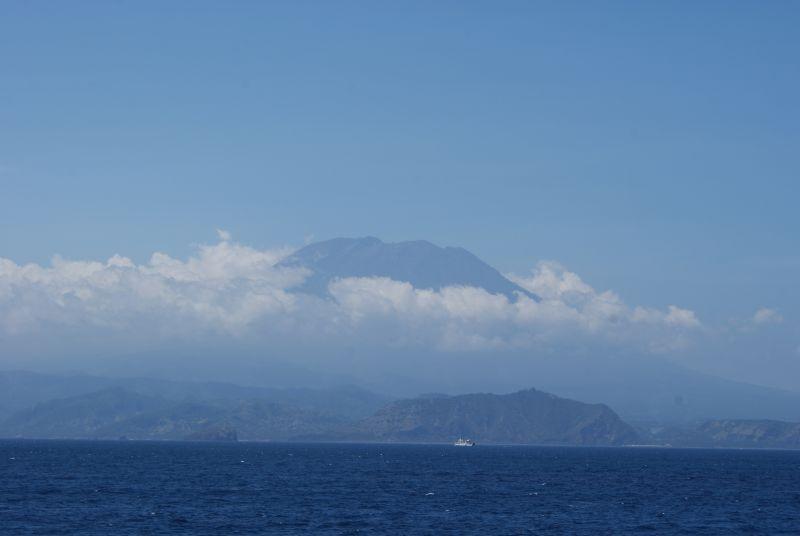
0, 387, 345, 441
0, 370, 389, 421
535, 358, 800, 424
648, 419, 800, 449
4, 373, 800, 449
278, 236, 537, 300
0, 375, 638, 445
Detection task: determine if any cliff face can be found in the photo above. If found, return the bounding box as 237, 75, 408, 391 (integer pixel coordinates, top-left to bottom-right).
351, 388, 639, 446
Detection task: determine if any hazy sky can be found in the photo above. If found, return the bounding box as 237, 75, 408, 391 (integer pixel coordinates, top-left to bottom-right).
1, 3, 798, 390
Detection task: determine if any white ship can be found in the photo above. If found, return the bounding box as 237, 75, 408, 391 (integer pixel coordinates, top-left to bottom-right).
454, 437, 476, 447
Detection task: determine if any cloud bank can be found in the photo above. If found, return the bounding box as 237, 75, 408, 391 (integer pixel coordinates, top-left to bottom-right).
0, 235, 702, 360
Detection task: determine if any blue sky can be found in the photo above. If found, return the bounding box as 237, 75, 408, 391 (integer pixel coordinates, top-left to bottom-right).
1, 2, 797, 337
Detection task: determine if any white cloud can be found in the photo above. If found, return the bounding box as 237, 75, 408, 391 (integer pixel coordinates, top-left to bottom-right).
665, 305, 701, 328
753, 307, 783, 325
509, 262, 701, 332
0, 239, 702, 356
0, 238, 302, 337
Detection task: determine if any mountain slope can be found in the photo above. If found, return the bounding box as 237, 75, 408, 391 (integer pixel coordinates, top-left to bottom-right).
1, 388, 165, 438
0, 370, 390, 421
278, 236, 537, 300
532, 357, 800, 424
0, 388, 345, 441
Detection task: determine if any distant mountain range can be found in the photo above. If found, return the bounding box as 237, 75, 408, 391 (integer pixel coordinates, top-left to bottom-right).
0, 371, 389, 422
0, 374, 634, 445
278, 236, 537, 300
1, 387, 344, 442
0, 371, 385, 441
4, 371, 800, 449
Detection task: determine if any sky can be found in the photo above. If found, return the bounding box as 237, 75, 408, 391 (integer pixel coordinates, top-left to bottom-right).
1, 2, 798, 391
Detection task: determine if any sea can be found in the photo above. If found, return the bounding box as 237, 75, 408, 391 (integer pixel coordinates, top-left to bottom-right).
1, 440, 799, 534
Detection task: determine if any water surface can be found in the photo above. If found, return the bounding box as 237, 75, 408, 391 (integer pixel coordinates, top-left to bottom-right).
2, 440, 799, 534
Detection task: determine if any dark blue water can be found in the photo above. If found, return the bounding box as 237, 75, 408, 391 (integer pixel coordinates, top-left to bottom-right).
2, 440, 799, 534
